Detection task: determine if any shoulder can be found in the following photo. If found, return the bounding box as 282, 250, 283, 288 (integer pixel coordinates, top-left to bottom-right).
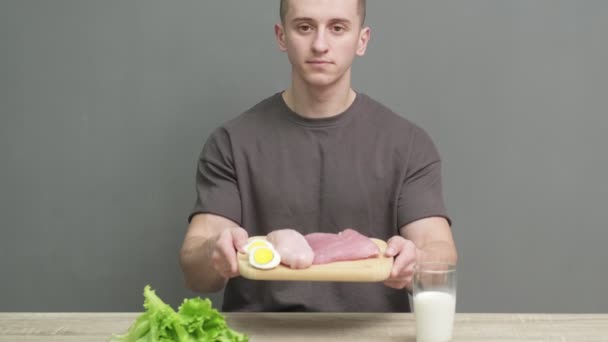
222, 92, 284, 132
203, 92, 283, 148
357, 93, 429, 141
357, 93, 441, 163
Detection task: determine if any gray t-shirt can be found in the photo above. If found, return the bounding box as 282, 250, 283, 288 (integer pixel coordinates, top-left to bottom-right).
190, 92, 450, 312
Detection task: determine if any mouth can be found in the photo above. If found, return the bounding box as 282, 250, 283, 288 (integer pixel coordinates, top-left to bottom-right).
306, 60, 333, 65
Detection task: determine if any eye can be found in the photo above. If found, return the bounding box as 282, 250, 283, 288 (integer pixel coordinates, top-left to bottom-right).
332, 25, 346, 33
298, 24, 313, 33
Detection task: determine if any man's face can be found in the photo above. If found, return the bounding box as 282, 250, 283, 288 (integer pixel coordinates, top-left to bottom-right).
276, 0, 370, 88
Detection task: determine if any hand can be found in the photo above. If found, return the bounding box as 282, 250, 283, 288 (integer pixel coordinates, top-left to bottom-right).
383, 235, 419, 290
210, 227, 249, 279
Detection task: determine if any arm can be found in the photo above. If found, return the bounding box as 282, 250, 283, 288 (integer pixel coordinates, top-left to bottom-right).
179, 213, 248, 293
401, 216, 457, 265
383, 216, 457, 290
384, 125, 456, 289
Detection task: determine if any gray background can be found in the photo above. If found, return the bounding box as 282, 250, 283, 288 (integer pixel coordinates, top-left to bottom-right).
1, 0, 607, 313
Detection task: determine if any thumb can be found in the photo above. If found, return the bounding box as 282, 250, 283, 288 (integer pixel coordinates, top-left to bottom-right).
384, 235, 406, 257
231, 227, 249, 253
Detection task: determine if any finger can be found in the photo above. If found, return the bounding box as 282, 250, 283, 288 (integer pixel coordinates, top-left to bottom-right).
210, 249, 223, 276
383, 278, 409, 290
211, 232, 230, 277
384, 270, 414, 288
390, 240, 417, 278
231, 227, 249, 253
384, 235, 407, 257
216, 230, 240, 277
384, 262, 414, 286
211, 248, 232, 279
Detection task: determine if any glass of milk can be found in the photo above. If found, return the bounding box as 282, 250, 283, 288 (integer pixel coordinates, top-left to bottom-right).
413, 262, 457, 342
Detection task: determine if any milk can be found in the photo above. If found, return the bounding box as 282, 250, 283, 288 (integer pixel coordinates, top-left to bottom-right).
413, 291, 456, 342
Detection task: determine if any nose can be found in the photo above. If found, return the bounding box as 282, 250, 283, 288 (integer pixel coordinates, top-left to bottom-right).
312, 29, 329, 54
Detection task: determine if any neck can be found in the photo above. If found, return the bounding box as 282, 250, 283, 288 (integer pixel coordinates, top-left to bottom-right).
282, 70, 356, 119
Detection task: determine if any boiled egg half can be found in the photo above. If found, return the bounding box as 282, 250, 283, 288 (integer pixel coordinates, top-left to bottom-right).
243, 239, 274, 254
242, 238, 281, 269
248, 245, 281, 269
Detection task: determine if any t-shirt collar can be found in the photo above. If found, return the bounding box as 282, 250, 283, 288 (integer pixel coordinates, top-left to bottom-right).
277, 91, 363, 128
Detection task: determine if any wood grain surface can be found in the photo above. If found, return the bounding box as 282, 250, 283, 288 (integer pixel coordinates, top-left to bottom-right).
238, 237, 393, 282
1, 313, 608, 341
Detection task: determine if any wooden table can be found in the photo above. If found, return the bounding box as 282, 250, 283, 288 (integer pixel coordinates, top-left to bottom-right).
1, 313, 607, 341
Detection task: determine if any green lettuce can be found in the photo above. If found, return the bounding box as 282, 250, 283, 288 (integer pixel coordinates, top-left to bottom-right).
110, 285, 248, 342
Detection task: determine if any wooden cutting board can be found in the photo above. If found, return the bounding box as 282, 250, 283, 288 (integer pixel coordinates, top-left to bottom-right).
238, 236, 393, 282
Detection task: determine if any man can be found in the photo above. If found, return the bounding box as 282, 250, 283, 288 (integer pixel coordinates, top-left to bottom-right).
180, 0, 457, 312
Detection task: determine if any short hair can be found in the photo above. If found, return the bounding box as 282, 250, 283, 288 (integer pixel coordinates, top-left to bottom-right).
280, 0, 367, 25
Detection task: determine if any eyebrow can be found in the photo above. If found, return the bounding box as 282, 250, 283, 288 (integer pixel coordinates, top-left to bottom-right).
291, 17, 352, 25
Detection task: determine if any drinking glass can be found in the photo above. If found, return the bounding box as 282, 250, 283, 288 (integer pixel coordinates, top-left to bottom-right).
412, 262, 457, 342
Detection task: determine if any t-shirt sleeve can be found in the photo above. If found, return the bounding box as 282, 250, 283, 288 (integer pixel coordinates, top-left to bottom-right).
397, 126, 451, 228
188, 128, 242, 224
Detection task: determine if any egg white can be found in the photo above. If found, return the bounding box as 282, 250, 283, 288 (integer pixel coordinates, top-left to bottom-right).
243, 239, 275, 254
248, 246, 281, 270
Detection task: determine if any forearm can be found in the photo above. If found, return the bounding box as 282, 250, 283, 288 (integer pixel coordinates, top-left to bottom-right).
180, 235, 227, 293
418, 240, 458, 265
400, 217, 458, 265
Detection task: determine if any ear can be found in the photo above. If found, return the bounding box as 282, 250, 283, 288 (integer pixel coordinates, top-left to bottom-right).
356, 26, 371, 56
275, 23, 288, 52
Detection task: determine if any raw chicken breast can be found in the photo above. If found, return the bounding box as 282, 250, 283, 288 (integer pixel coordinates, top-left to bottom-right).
266, 229, 315, 269
305, 229, 380, 265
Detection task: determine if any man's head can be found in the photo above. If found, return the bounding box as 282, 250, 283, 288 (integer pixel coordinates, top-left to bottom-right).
275, 0, 371, 89
280, 0, 366, 26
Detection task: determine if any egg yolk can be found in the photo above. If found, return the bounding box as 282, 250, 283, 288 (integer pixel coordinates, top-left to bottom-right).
253, 248, 274, 265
